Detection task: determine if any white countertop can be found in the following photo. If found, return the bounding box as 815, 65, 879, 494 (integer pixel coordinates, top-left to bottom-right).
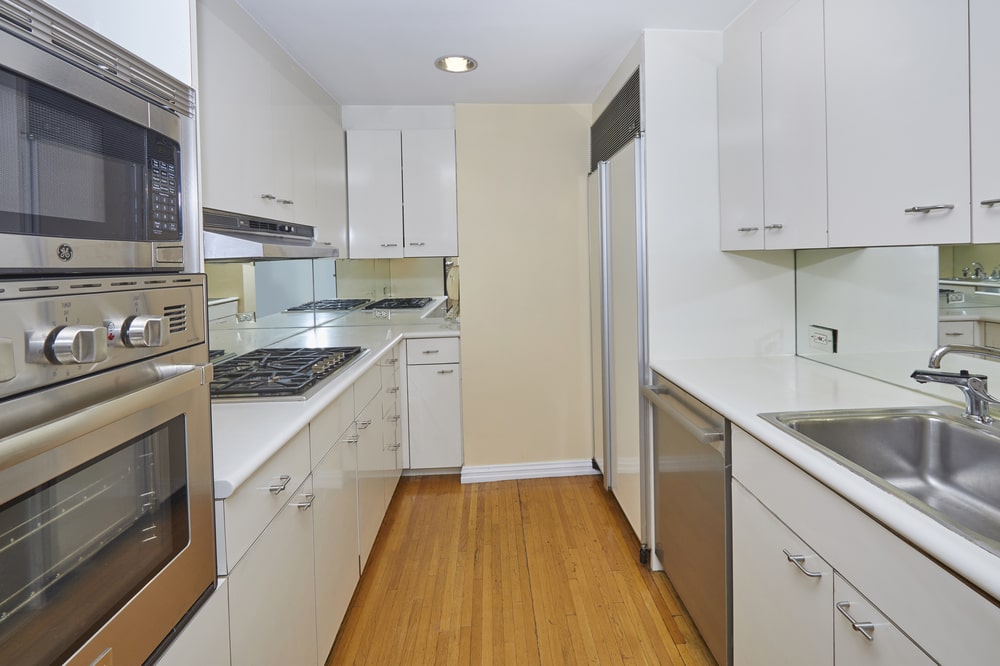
210, 322, 458, 499
940, 305, 1000, 324
651, 354, 1000, 603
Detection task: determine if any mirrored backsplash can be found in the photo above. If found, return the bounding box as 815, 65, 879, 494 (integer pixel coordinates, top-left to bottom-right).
795, 244, 1000, 402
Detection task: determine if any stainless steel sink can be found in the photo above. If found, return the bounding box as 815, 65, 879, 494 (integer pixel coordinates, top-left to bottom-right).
760, 406, 1000, 555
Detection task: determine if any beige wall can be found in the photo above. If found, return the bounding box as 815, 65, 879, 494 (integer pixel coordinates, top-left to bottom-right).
455, 104, 593, 467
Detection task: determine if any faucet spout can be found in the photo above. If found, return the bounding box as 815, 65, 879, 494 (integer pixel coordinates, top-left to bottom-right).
928, 344, 1000, 368
917, 345, 1000, 423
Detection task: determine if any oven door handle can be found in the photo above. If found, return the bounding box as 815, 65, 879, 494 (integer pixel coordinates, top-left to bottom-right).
0, 364, 209, 473
641, 385, 725, 445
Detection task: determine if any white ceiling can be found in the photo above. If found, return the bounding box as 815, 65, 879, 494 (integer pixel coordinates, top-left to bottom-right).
232, 0, 753, 106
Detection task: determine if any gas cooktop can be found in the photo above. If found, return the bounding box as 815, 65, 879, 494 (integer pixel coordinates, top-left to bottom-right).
363, 297, 432, 310
285, 299, 371, 312
210, 346, 366, 400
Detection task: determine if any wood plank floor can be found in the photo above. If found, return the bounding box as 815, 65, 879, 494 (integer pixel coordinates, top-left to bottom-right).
326, 474, 716, 665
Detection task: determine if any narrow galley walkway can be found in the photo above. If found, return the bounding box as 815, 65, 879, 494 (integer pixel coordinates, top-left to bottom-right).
326, 474, 715, 665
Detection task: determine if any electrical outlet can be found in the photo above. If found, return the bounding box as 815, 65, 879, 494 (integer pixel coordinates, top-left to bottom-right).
373, 309, 391, 319
809, 325, 837, 353
946, 291, 966, 304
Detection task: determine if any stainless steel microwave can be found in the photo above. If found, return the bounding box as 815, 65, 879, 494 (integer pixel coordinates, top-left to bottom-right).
0, 20, 189, 274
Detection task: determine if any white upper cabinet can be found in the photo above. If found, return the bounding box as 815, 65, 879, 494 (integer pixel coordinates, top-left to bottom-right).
347, 130, 405, 258
347, 129, 458, 259
971, 0, 1000, 243
825, 0, 970, 247
402, 130, 458, 257
45, 0, 193, 85
197, 0, 347, 246
760, 0, 828, 249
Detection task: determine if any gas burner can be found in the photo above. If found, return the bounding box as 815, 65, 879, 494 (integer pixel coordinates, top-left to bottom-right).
285, 299, 371, 312
210, 347, 365, 399
363, 297, 432, 310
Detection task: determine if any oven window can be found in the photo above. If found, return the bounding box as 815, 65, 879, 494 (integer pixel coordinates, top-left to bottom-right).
0, 67, 146, 241
0, 416, 189, 665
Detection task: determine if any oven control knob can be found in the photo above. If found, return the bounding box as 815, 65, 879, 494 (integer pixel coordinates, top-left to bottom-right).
122, 315, 170, 348
49, 326, 109, 365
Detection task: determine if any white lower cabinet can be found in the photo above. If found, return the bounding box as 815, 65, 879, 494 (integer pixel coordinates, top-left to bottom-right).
381, 348, 403, 509
732, 480, 832, 665
406, 338, 463, 469
733, 426, 999, 664
228, 476, 317, 666
312, 426, 360, 665
356, 395, 385, 570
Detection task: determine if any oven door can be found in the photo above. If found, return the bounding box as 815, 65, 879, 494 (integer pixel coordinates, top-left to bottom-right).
0, 364, 214, 666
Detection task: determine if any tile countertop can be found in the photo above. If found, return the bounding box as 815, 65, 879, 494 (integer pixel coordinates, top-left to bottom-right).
210, 322, 459, 500
650, 355, 1000, 603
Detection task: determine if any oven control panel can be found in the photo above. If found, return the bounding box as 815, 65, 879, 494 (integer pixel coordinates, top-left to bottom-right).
1, 275, 206, 399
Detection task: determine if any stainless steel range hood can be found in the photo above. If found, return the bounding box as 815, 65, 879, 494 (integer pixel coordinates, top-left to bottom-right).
203, 209, 339, 261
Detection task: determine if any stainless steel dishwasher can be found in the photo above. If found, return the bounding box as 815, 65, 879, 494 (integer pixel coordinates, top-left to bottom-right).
643, 373, 730, 666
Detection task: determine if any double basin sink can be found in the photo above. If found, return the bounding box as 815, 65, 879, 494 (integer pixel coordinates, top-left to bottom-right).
761, 406, 1000, 556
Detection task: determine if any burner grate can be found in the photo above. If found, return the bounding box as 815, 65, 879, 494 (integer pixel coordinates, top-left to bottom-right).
285, 299, 371, 312
363, 297, 432, 310
210, 347, 365, 399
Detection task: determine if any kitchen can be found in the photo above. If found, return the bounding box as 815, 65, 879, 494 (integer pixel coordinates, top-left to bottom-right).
1, 0, 999, 664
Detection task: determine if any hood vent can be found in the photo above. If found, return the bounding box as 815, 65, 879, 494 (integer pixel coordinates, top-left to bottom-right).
202, 209, 339, 261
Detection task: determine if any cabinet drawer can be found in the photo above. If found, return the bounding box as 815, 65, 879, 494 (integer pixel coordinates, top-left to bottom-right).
732, 426, 1000, 664
354, 363, 381, 411
310, 387, 354, 466
406, 337, 460, 365
938, 320, 976, 345
220, 427, 311, 573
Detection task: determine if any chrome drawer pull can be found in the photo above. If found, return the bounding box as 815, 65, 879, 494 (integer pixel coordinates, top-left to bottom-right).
344, 435, 359, 445
277, 198, 294, 205
389, 415, 401, 422
836, 601, 875, 641
422, 349, 440, 355
783, 549, 823, 578
409, 242, 426, 246
260, 193, 276, 200
763, 224, 783, 230
944, 332, 965, 337
292, 493, 315, 511
265, 474, 292, 495
437, 369, 455, 375
380, 243, 399, 248
357, 419, 373, 430
905, 204, 954, 214
736, 226, 760, 233
386, 386, 399, 393
981, 199, 1000, 208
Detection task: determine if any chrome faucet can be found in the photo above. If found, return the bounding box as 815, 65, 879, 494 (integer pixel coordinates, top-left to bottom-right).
911, 345, 1000, 424
969, 261, 987, 280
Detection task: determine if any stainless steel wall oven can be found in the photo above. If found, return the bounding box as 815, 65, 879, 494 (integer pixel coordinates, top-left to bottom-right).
0, 274, 214, 665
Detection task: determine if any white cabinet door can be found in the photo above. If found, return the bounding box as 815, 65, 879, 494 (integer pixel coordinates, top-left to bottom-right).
761, 0, 828, 249
228, 477, 317, 666
402, 130, 458, 257
825, 0, 970, 247
356, 399, 385, 570
155, 579, 231, 666
833, 574, 935, 665
732, 480, 833, 666
407, 363, 463, 469
970, 0, 1000, 243
311, 105, 349, 250
347, 130, 404, 258
718, 17, 765, 250
313, 431, 360, 665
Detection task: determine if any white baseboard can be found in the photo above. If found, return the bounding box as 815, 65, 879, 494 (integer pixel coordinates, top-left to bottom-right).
460, 459, 599, 484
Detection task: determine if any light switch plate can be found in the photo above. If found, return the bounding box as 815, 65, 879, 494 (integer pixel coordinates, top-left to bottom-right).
809, 325, 837, 353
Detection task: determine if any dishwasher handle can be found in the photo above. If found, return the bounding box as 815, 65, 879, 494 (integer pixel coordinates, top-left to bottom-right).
642, 385, 725, 445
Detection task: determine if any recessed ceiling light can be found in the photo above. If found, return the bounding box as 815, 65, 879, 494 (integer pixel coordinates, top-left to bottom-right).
435, 55, 478, 73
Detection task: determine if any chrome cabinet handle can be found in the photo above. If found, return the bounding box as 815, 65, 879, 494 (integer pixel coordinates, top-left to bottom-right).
260, 193, 276, 200
736, 227, 760, 233
386, 386, 399, 393
944, 332, 966, 337
764, 224, 784, 230
277, 198, 294, 205
387, 358, 399, 365
422, 349, 440, 355
344, 435, 359, 445
357, 419, 373, 430
380, 243, 399, 248
265, 474, 292, 495
409, 242, 426, 247
292, 493, 315, 511
437, 369, 455, 375
783, 549, 824, 578
836, 601, 875, 641
981, 199, 1000, 208
905, 204, 954, 214
388, 415, 401, 422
